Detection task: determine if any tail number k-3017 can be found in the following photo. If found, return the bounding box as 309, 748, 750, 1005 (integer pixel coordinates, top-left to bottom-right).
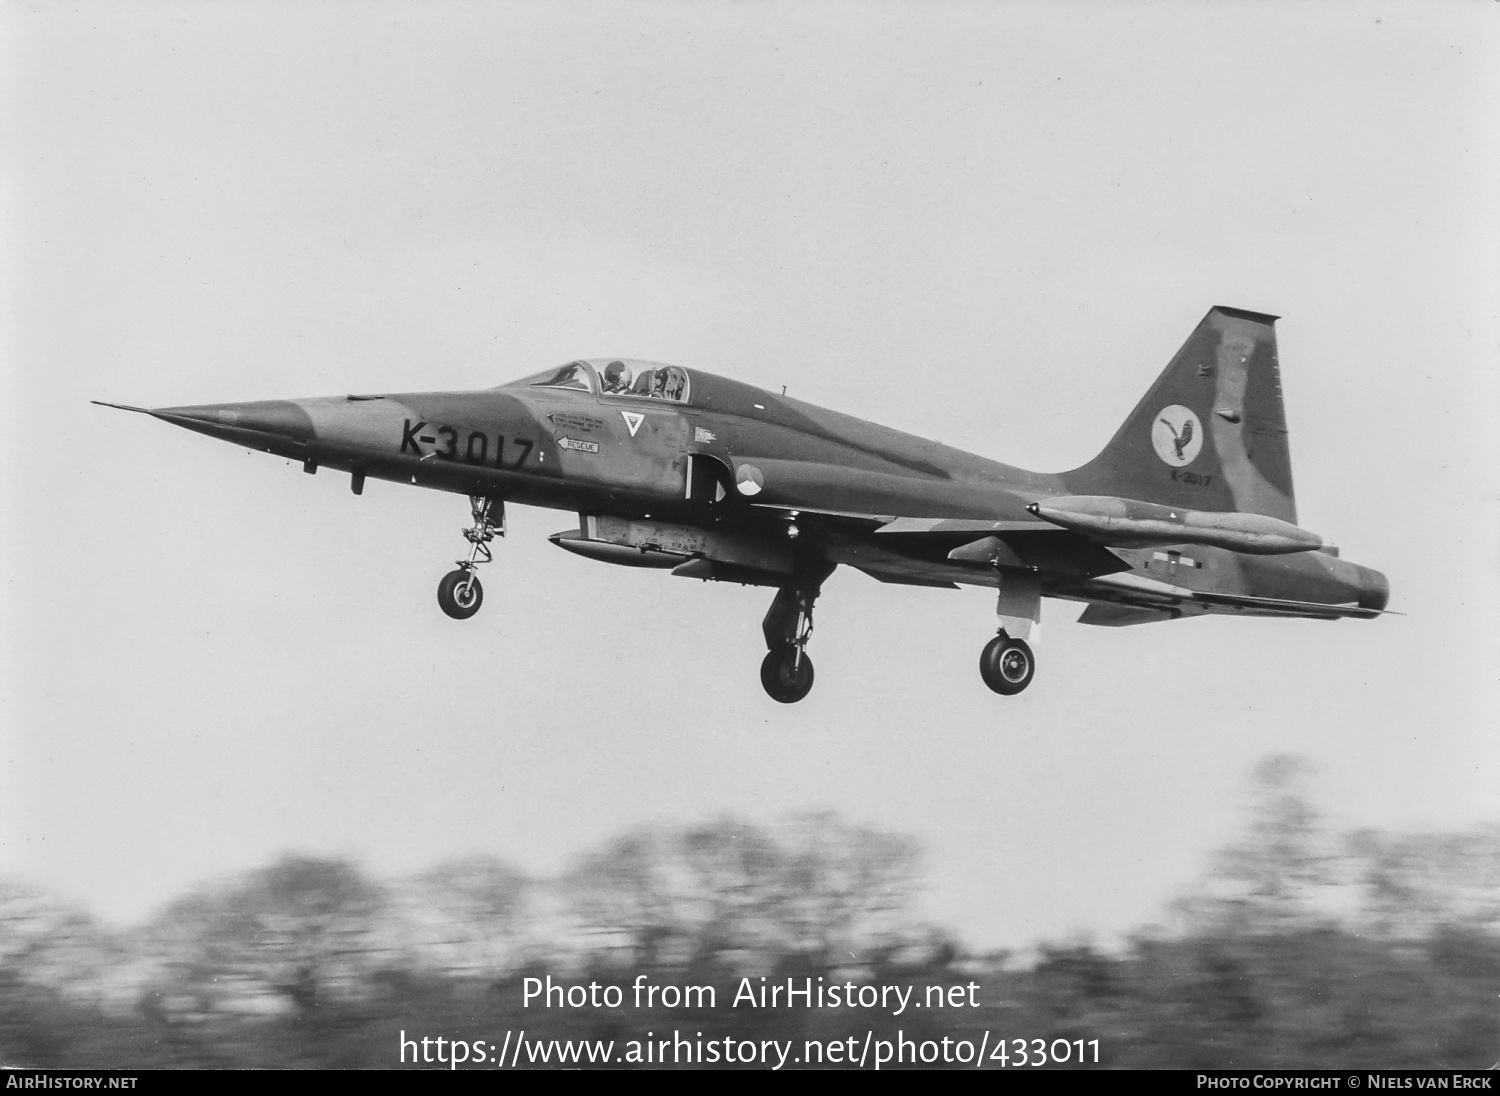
401, 420, 534, 469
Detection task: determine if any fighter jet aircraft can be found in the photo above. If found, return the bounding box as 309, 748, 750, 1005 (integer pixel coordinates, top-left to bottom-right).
96, 306, 1389, 703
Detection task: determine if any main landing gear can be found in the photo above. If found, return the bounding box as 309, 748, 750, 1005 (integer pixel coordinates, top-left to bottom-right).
759, 570, 831, 703
979, 571, 1041, 696
980, 633, 1034, 695
437, 496, 504, 620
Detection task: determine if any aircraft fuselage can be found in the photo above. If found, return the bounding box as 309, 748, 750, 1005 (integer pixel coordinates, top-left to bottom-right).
98, 308, 1392, 702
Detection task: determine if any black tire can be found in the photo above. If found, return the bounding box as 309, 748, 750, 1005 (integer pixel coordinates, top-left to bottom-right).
980, 633, 1034, 695
438, 569, 483, 620
760, 644, 815, 704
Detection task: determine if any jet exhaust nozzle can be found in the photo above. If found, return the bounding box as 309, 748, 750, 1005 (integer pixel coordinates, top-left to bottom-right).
1351, 563, 1390, 612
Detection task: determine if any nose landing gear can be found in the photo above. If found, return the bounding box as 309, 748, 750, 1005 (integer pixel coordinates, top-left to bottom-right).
438, 568, 484, 619
437, 496, 504, 620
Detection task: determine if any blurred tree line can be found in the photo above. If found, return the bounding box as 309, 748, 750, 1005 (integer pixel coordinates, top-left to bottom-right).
1, 762, 1496, 1069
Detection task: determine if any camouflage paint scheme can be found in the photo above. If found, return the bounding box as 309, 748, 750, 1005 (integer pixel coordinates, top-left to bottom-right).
97, 307, 1389, 696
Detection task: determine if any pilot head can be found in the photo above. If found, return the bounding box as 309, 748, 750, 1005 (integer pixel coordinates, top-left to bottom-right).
603, 361, 631, 392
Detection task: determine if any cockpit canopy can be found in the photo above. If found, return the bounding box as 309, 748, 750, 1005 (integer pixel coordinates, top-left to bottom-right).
504, 359, 692, 404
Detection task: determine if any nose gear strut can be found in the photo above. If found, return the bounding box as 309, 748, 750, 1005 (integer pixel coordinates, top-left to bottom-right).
437, 496, 505, 620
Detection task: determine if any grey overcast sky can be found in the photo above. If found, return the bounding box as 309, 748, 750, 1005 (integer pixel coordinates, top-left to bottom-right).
2, 1, 1496, 947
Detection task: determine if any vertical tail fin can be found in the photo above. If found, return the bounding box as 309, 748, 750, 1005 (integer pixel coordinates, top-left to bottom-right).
1063, 306, 1298, 522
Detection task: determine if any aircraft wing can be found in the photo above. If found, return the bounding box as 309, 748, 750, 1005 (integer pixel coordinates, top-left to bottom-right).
1067, 571, 1390, 623
747, 502, 897, 525
1182, 589, 1387, 620
1075, 604, 1187, 627
749, 504, 1062, 537
749, 502, 1131, 588
749, 502, 1386, 621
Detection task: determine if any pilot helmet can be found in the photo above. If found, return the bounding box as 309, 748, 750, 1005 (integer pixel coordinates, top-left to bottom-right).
603, 360, 631, 390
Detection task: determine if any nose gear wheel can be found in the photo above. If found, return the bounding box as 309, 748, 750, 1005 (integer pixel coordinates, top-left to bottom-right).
438, 569, 483, 619
437, 496, 504, 620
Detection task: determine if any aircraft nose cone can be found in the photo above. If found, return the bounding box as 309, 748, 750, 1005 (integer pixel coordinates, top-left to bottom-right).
153, 400, 315, 442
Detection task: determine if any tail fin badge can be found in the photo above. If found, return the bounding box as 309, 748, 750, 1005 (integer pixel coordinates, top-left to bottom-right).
1152, 405, 1202, 467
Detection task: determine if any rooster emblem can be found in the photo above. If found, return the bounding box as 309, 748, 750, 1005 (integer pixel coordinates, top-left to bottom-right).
1151, 404, 1202, 466
1160, 414, 1194, 460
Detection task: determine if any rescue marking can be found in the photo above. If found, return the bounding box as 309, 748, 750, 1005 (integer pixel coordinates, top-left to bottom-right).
695, 426, 717, 443
557, 436, 600, 454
